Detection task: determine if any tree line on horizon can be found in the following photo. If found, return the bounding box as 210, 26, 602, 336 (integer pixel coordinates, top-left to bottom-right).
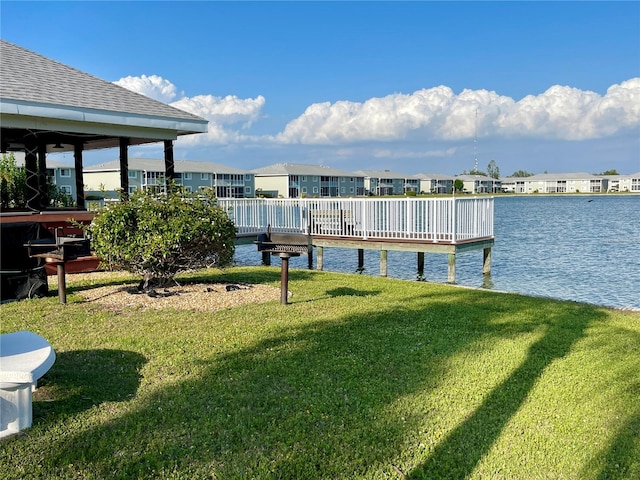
459, 159, 620, 179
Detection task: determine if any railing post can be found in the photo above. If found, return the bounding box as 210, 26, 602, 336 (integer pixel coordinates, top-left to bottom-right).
451, 198, 457, 244
361, 199, 368, 240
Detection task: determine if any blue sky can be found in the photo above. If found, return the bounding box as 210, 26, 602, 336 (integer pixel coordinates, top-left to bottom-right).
2, 1, 639, 176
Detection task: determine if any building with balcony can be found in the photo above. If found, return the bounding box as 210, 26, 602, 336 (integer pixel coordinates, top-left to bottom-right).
456, 174, 501, 194
515, 173, 608, 194
252, 163, 365, 198
83, 158, 254, 198
354, 170, 406, 196
413, 173, 455, 194
604, 173, 640, 193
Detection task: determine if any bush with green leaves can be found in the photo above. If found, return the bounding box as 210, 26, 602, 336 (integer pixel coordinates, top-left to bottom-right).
87, 187, 236, 289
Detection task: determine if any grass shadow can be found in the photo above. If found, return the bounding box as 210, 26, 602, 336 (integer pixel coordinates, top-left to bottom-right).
33, 349, 146, 422
325, 287, 382, 297
408, 303, 596, 479
595, 412, 640, 479
19, 290, 604, 477
1, 274, 622, 479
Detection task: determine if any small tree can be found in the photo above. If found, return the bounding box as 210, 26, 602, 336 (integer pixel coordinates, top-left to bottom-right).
487, 160, 500, 179
86, 186, 236, 290
0, 152, 74, 209
511, 170, 535, 178
453, 179, 464, 192
0, 152, 27, 209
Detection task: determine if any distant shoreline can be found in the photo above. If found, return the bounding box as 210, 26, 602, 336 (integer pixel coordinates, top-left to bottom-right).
421, 191, 640, 199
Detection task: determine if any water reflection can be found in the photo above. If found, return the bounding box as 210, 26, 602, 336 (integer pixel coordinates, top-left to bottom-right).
481, 274, 494, 290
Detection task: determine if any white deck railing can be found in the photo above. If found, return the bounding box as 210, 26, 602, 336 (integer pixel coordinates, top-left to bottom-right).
218, 197, 493, 244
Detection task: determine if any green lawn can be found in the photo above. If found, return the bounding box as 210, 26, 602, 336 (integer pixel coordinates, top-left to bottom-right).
1, 267, 638, 479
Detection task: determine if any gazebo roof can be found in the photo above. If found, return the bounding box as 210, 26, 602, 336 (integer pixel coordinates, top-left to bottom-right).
0, 40, 208, 153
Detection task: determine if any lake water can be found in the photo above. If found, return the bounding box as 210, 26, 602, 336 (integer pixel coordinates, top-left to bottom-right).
233, 195, 640, 310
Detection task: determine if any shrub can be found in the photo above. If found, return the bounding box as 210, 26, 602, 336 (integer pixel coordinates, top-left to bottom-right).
0, 152, 74, 209
1, 152, 27, 208
86, 187, 236, 289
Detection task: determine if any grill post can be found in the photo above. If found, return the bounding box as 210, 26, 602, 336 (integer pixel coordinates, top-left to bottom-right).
56, 262, 67, 304
279, 253, 292, 305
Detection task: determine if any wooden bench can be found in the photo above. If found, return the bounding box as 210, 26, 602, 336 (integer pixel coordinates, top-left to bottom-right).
0, 331, 56, 438
309, 209, 356, 236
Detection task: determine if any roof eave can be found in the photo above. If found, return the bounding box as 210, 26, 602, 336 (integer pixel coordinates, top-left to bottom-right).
1, 99, 208, 135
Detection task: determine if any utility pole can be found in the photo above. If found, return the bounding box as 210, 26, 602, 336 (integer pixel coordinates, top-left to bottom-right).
473, 108, 478, 173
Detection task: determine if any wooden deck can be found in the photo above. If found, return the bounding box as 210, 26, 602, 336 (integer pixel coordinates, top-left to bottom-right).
2, 196, 495, 283
225, 197, 495, 282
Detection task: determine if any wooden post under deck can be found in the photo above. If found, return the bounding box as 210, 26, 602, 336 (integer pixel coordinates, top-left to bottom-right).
483, 247, 492, 275
380, 250, 388, 277
448, 253, 456, 283
316, 246, 324, 271
307, 246, 313, 269
417, 252, 425, 277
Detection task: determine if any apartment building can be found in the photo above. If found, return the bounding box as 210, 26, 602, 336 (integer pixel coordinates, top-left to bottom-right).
83, 158, 254, 198
605, 173, 640, 193
354, 169, 407, 195
501, 173, 609, 194
456, 174, 501, 194
413, 173, 455, 194
252, 163, 365, 198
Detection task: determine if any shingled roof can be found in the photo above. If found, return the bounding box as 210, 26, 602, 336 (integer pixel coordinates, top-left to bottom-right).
0, 40, 208, 152
85, 158, 249, 175
251, 162, 362, 177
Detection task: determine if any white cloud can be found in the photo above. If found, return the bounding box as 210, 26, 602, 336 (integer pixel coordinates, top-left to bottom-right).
114, 74, 267, 145
498, 79, 640, 140
276, 79, 640, 144
171, 94, 265, 128
114, 74, 181, 103
173, 94, 266, 146
115, 74, 640, 150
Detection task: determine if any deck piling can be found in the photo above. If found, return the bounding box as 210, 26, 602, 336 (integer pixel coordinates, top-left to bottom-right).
380, 250, 388, 277
448, 254, 456, 283
316, 246, 324, 271
483, 247, 492, 274
417, 252, 425, 278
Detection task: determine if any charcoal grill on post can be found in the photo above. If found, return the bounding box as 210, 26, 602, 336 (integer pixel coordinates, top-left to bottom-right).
25, 236, 91, 304
255, 231, 311, 305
